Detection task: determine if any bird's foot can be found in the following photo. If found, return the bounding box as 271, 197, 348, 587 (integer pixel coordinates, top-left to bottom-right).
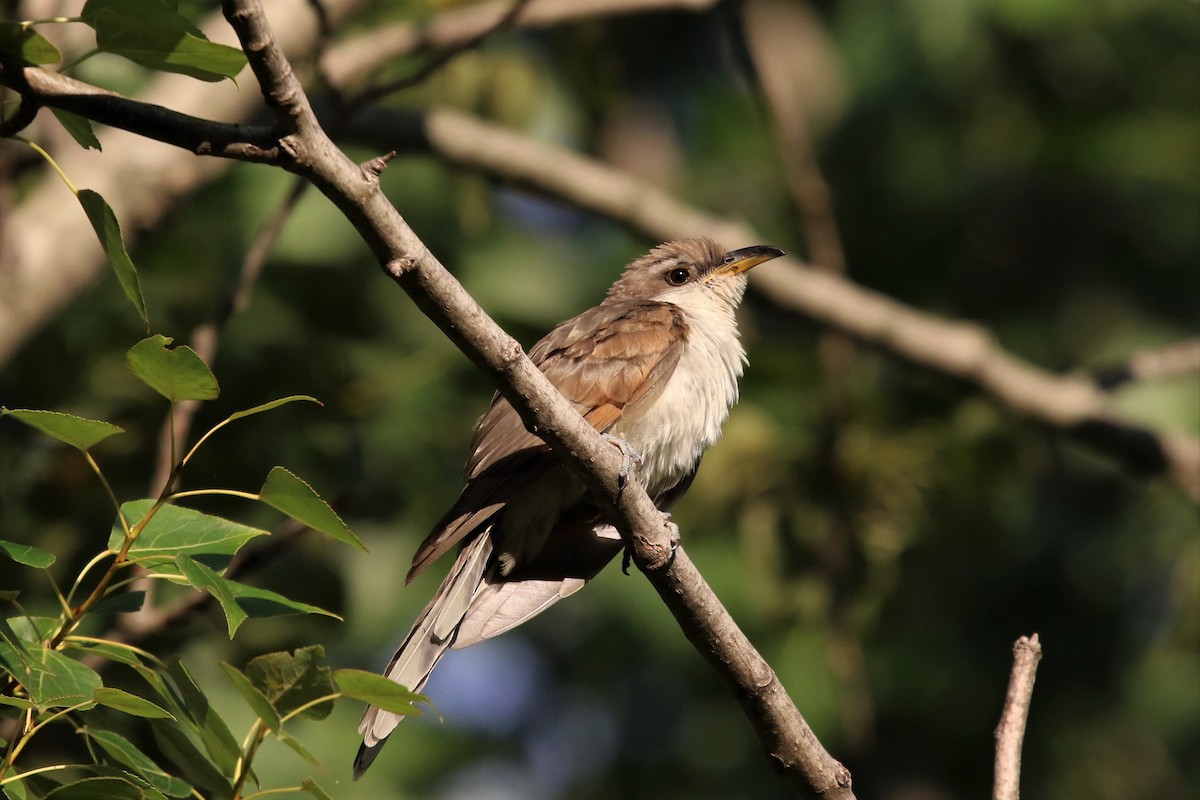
602, 434, 643, 491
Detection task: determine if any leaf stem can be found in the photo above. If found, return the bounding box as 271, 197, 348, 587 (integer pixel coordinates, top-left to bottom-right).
16, 138, 78, 195
278, 692, 343, 725
169, 488, 261, 502
83, 450, 129, 538
232, 718, 266, 800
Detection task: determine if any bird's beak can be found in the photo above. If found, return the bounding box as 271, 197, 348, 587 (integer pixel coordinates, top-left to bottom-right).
710, 245, 786, 278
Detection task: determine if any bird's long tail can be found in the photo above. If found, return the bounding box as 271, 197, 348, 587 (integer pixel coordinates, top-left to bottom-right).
353, 532, 493, 778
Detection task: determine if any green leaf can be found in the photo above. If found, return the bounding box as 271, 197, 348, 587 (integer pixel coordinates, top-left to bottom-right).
149, 719, 233, 800
84, 1, 247, 82
230, 582, 341, 621
85, 767, 169, 800
259, 467, 364, 551
86, 728, 192, 797
0, 538, 55, 569
221, 662, 280, 731
94, 686, 175, 719
51, 108, 102, 150
226, 395, 321, 424
164, 659, 241, 774
0, 22, 62, 64
277, 730, 322, 768
174, 553, 246, 637
126, 335, 218, 402
244, 646, 335, 721
111, 500, 267, 564
0, 694, 34, 709
78, 190, 148, 326
301, 779, 335, 800
63, 639, 144, 667
0, 645, 103, 711
89, 590, 147, 616
1, 407, 124, 451
4, 615, 58, 643
333, 669, 427, 716
44, 777, 146, 800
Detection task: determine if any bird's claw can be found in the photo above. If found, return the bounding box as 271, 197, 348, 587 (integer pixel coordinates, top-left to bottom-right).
603, 434, 643, 491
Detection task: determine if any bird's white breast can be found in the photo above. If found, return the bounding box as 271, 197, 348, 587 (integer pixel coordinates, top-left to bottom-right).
611, 297, 745, 497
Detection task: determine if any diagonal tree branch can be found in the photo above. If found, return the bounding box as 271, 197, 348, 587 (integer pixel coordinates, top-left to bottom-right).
218, 1, 853, 795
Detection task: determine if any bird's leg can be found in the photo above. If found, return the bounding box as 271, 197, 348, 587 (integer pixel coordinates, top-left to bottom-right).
602, 434, 643, 491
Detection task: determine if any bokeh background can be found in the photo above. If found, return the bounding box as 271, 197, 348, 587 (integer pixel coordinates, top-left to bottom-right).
1, 1, 1197, 798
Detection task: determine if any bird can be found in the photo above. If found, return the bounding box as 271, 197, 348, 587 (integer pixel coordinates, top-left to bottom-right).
354, 238, 784, 777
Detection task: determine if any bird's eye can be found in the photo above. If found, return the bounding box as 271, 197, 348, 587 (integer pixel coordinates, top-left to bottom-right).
665, 267, 691, 286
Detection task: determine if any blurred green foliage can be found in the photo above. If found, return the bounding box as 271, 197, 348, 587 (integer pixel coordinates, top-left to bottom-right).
1, 1, 1197, 798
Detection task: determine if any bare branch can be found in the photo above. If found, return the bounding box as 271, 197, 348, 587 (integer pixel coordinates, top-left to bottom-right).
994, 634, 1043, 800
217, 1, 853, 794
343, 107, 1200, 501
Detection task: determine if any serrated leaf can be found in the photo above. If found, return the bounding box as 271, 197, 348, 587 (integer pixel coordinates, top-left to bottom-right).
221, 662, 280, 731
259, 467, 364, 551
149, 719, 233, 799
226, 395, 321, 424
126, 335, 217, 402
89, 590, 147, 616
51, 108, 102, 150
111, 500, 267, 563
94, 686, 175, 719
78, 190, 148, 326
44, 777, 146, 800
0, 538, 55, 569
86, 2, 246, 81
0, 645, 103, 710
301, 779, 335, 800
333, 669, 426, 716
2, 407, 124, 451
244, 646, 334, 721
86, 728, 192, 797
0, 22, 62, 64
174, 553, 246, 637
0, 694, 34, 709
165, 660, 240, 774
230, 582, 340, 622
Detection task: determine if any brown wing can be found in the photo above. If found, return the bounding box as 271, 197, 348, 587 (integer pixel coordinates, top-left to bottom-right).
405, 299, 688, 581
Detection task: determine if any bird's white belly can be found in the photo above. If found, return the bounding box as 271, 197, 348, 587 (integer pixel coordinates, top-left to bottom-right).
612, 308, 745, 497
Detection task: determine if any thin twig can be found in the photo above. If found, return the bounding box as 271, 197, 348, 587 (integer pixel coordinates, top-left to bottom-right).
1093, 338, 1200, 390
994, 634, 1043, 800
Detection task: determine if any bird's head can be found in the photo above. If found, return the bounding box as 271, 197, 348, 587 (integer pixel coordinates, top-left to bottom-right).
606, 238, 785, 312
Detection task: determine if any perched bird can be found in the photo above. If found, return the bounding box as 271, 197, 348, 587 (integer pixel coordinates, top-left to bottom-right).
355, 238, 784, 776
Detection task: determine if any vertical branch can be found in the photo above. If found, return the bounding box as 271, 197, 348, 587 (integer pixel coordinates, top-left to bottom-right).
994, 634, 1043, 800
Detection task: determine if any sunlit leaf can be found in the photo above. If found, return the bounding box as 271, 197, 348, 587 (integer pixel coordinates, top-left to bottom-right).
51, 108, 102, 150
86, 728, 192, 797
226, 395, 321, 423
0, 645, 103, 711
244, 646, 335, 721
83, 0, 246, 81
111, 500, 266, 564
221, 662, 280, 731
0, 538, 55, 569
78, 190, 148, 326
126, 335, 217, 402
63, 639, 144, 667
259, 466, 364, 551
0, 22, 61, 64
1, 408, 124, 451
333, 669, 427, 715
94, 686, 175, 719
174, 553, 246, 638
